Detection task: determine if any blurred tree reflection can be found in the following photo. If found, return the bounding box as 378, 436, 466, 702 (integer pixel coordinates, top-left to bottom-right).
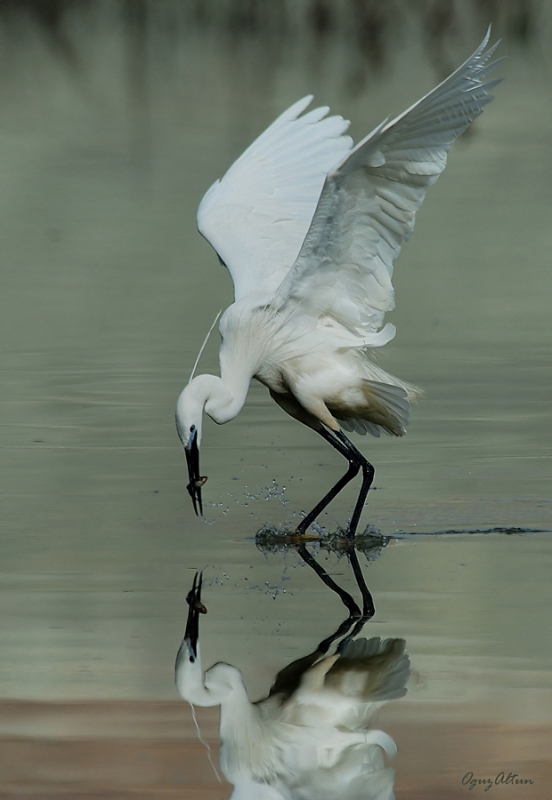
0, 0, 539, 95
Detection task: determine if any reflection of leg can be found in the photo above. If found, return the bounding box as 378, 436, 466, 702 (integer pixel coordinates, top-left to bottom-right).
295, 543, 361, 619
337, 550, 375, 651
295, 542, 378, 655
316, 613, 358, 656
268, 546, 360, 696
349, 548, 375, 618
295, 543, 358, 657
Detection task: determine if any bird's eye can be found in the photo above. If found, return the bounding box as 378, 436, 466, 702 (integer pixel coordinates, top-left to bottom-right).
190, 424, 196, 433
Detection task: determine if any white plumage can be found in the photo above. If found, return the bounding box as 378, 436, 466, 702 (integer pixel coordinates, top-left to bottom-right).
177, 30, 501, 534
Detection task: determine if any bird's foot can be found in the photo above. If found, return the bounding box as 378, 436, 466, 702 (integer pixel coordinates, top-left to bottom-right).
291, 528, 321, 541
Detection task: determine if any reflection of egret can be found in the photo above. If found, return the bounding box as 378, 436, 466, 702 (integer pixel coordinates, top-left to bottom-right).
176, 31, 501, 535
175, 569, 409, 800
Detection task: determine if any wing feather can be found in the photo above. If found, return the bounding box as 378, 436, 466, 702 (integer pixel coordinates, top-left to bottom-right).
275, 30, 502, 343
197, 96, 353, 303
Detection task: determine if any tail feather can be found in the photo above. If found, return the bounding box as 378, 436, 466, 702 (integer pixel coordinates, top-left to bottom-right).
338, 379, 420, 437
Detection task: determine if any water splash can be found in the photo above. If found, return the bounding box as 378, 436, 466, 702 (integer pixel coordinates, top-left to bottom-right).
255, 522, 387, 563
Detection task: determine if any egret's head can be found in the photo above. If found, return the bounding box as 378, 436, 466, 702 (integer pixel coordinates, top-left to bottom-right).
176, 383, 207, 516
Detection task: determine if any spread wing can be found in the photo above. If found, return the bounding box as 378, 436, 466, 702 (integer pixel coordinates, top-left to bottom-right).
197, 96, 353, 303
275, 29, 502, 346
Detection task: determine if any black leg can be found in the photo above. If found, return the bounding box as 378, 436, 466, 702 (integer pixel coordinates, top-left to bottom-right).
335, 431, 375, 539
296, 427, 375, 539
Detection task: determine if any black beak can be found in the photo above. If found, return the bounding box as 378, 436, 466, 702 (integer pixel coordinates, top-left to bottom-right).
185, 428, 206, 516
183, 571, 207, 662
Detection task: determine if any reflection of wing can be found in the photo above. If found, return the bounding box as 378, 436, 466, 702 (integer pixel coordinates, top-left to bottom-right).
254, 637, 406, 800
276, 31, 501, 341
326, 636, 410, 704
263, 649, 322, 705
197, 97, 353, 303
261, 637, 409, 732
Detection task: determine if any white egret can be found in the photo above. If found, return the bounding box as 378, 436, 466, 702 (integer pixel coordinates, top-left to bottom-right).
176, 572, 410, 800
176, 31, 501, 535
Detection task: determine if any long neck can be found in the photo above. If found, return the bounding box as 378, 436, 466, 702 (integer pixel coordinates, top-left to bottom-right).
189, 373, 249, 425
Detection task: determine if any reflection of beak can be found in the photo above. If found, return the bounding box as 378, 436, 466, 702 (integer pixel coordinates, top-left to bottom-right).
185, 429, 206, 516
184, 572, 207, 662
